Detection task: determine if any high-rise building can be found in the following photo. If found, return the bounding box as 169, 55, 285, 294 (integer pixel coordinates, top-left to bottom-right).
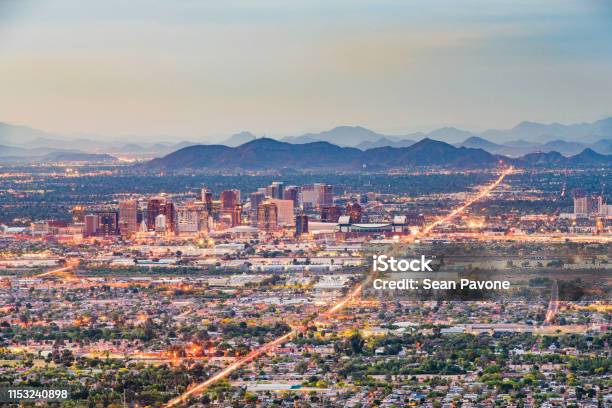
300, 185, 318, 209
155, 214, 167, 232
176, 205, 197, 234
146, 198, 164, 231
268, 181, 285, 199
573, 189, 599, 218
249, 192, 266, 225
221, 190, 239, 210
283, 186, 299, 207
321, 205, 342, 223
295, 215, 309, 236
300, 183, 333, 208
84, 214, 99, 237
316, 183, 333, 206
346, 202, 362, 223
163, 201, 175, 233
232, 203, 243, 226
177, 201, 209, 235
97, 211, 119, 236
218, 190, 241, 228
146, 197, 175, 233
258, 202, 278, 232
268, 199, 294, 226
119, 199, 138, 235
201, 188, 213, 213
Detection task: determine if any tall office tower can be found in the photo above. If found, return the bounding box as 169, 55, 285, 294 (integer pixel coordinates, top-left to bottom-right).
283, 186, 299, 207
320, 205, 342, 223
257, 187, 268, 197
218, 190, 239, 228
71, 205, 85, 223
258, 201, 278, 232
163, 201, 175, 233
573, 189, 598, 218
346, 202, 363, 223
97, 211, 119, 235
301, 183, 334, 208
220, 190, 239, 210
572, 189, 587, 217
119, 199, 138, 235
316, 183, 334, 206
596, 196, 605, 215
192, 201, 210, 233
84, 214, 99, 237
176, 204, 199, 234
249, 192, 266, 213
268, 181, 285, 199
201, 188, 213, 213
146, 198, 164, 231
300, 184, 317, 209
295, 215, 309, 236
268, 198, 295, 226
155, 214, 167, 232
175, 201, 208, 234
232, 203, 243, 226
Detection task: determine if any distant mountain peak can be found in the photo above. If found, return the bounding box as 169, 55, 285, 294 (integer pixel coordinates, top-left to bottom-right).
577, 147, 598, 156
221, 131, 257, 147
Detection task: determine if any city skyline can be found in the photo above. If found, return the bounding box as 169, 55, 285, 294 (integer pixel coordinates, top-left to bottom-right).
0, 0, 611, 141
0, 2, 610, 406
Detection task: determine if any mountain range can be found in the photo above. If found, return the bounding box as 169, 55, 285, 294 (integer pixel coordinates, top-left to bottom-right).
456, 136, 612, 157
1, 117, 612, 164
142, 137, 612, 172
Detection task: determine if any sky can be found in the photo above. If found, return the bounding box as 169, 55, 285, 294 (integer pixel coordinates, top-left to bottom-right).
0, 0, 611, 142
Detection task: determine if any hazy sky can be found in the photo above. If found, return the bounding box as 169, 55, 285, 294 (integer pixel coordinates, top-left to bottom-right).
0, 0, 611, 141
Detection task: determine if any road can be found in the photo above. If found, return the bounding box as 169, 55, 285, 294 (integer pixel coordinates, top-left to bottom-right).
33, 259, 79, 278
544, 279, 559, 324
164, 166, 513, 407
422, 166, 513, 234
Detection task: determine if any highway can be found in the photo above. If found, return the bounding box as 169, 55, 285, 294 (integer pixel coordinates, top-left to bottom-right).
164, 166, 513, 407
422, 166, 513, 234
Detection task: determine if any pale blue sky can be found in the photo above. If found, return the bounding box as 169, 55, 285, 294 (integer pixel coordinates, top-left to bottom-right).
0, 0, 610, 141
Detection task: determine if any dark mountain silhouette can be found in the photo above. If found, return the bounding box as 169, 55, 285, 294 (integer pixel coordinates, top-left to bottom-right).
145, 138, 362, 171
365, 138, 497, 167
517, 151, 568, 166
143, 137, 612, 172
515, 148, 612, 167
566, 148, 612, 166
143, 137, 499, 172
456, 136, 607, 157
